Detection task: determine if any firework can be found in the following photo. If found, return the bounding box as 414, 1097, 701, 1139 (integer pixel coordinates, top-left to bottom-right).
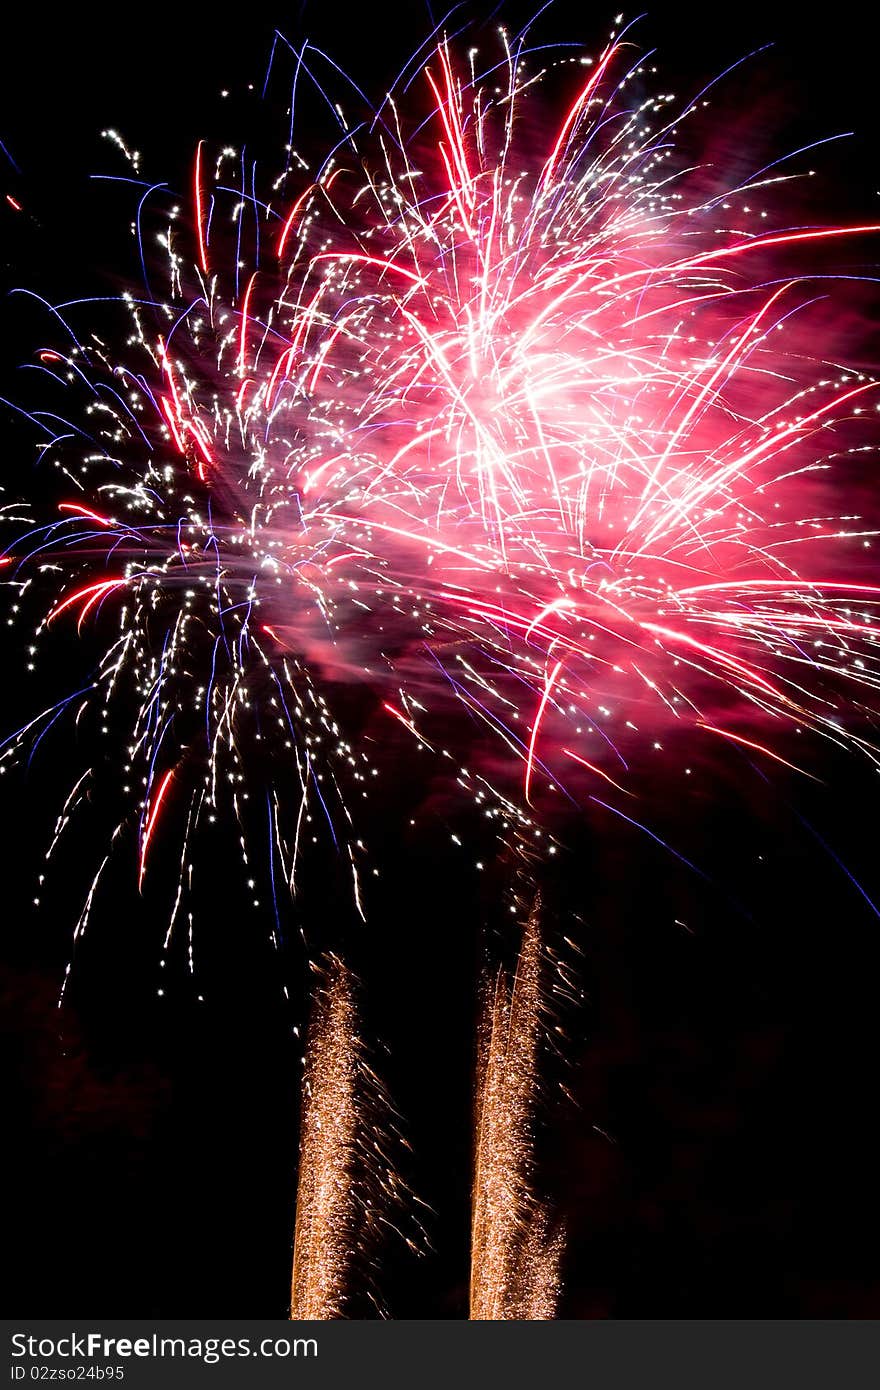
291, 956, 359, 1317
4, 18, 880, 966
291, 954, 420, 1318
3, 11, 880, 1319
470, 895, 563, 1319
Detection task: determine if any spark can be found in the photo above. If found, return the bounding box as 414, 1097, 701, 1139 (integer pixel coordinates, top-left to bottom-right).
525, 660, 565, 806
139, 766, 176, 890
696, 722, 819, 779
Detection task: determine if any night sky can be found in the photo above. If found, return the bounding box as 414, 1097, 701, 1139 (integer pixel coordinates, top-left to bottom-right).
3, 2, 880, 1318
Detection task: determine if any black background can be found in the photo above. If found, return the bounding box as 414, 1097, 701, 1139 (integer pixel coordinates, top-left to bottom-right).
2, 1, 880, 1318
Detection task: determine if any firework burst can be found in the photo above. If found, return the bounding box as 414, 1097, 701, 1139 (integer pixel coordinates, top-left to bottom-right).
4, 18, 880, 968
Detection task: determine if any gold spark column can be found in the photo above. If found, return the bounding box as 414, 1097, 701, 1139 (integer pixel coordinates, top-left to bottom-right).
470, 895, 564, 1319
291, 955, 360, 1319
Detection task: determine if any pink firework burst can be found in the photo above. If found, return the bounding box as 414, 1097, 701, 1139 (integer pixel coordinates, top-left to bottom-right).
4, 17, 880, 936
